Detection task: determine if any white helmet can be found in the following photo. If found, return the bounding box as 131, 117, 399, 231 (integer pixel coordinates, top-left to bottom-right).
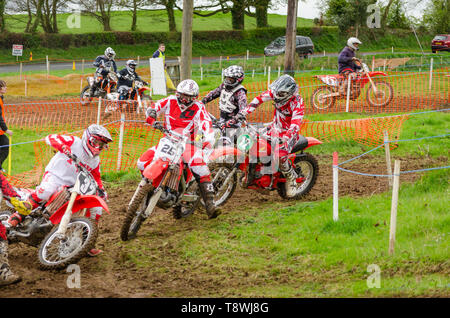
105, 47, 116, 60
347, 37, 362, 51
126, 59, 137, 73
82, 124, 113, 157
176, 79, 199, 109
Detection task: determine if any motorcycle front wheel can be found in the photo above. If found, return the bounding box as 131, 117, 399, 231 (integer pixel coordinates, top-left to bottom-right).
311, 86, 336, 111
366, 81, 394, 108
120, 185, 153, 241
80, 85, 94, 106
38, 217, 98, 270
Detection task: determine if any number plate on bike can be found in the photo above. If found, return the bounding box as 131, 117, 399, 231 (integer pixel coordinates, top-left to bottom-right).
155, 137, 177, 161
77, 171, 97, 195
236, 134, 253, 152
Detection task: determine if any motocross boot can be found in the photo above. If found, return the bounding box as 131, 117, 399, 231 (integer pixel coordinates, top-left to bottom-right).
0, 240, 22, 286
280, 161, 298, 198
199, 182, 221, 219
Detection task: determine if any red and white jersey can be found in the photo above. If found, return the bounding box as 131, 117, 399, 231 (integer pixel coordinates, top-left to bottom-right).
44, 134, 103, 189
243, 89, 305, 137
150, 95, 215, 147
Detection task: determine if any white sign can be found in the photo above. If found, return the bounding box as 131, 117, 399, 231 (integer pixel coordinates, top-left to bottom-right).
12, 44, 23, 56
149, 57, 167, 96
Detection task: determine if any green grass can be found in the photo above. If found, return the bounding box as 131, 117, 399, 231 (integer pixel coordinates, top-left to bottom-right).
121, 168, 449, 297
4, 10, 314, 34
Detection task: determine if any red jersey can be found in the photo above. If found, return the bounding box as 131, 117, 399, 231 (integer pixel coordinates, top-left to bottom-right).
150, 96, 215, 148
243, 90, 305, 139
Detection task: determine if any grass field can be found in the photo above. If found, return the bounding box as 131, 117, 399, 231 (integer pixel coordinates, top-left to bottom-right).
4, 10, 314, 34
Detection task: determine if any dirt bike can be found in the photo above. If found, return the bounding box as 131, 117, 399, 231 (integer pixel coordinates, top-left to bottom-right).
80, 70, 119, 106
311, 61, 394, 110
207, 120, 322, 206
106, 80, 153, 114
120, 122, 201, 241
0, 153, 109, 270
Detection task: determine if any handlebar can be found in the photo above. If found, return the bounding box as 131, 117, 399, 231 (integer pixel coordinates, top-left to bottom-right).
152, 121, 186, 141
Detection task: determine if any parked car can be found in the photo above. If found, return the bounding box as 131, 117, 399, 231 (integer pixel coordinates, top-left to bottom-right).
431, 34, 450, 53
264, 36, 314, 58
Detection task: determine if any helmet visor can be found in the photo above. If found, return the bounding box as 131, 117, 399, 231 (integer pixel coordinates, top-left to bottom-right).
178, 93, 196, 106
89, 136, 109, 151
224, 77, 237, 85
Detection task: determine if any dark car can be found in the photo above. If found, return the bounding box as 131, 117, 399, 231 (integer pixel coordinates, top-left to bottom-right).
264, 36, 314, 58
431, 34, 450, 53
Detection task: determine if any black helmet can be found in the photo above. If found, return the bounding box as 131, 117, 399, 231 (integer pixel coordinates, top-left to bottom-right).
269, 74, 298, 106
222, 65, 244, 90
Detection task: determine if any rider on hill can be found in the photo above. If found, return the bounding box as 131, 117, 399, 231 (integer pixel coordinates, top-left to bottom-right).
338, 37, 362, 95
226, 74, 305, 197
6, 125, 113, 256
90, 47, 118, 97
117, 60, 148, 101
139, 79, 220, 219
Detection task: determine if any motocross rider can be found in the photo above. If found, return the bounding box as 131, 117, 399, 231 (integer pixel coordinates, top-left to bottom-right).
226, 74, 305, 197
90, 47, 118, 97
338, 37, 362, 95
201, 65, 247, 145
117, 59, 148, 101
138, 79, 220, 219
6, 125, 113, 256
0, 174, 35, 286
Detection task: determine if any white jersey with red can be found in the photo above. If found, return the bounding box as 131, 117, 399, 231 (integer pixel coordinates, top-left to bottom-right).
44, 134, 103, 188
152, 95, 215, 147
29, 134, 105, 220
243, 89, 305, 140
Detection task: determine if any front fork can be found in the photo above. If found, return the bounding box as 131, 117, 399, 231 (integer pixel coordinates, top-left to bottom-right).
55, 191, 78, 239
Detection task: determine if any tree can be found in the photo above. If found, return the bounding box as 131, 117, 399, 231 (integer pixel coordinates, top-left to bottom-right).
180, 0, 193, 80
151, 0, 178, 32
386, 0, 410, 29
77, 0, 117, 32
422, 0, 449, 33
254, 0, 271, 28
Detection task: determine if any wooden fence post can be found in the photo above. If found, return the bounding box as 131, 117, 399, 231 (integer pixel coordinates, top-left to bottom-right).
389, 160, 401, 256
333, 151, 339, 221
384, 130, 393, 187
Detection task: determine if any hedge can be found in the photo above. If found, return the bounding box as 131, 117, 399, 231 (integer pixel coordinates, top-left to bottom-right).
0, 27, 340, 49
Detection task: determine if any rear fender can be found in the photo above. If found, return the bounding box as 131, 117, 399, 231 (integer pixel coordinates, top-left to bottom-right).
368, 71, 388, 77
49, 195, 109, 225
208, 147, 242, 162
303, 137, 322, 150
143, 158, 169, 187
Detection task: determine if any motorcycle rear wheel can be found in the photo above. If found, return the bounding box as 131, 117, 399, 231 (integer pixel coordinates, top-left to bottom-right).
38, 217, 98, 270
277, 153, 319, 200
172, 182, 200, 219
209, 163, 237, 207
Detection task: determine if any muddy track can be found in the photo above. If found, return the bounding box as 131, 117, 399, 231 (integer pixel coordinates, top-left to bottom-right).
0, 155, 447, 297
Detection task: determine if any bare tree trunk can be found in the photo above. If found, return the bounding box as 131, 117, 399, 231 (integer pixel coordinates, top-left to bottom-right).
52, 0, 58, 33
382, 0, 395, 28
284, 0, 298, 75
166, 0, 176, 32
231, 0, 245, 30
25, 0, 33, 32
0, 0, 5, 32
30, 0, 44, 33
180, 0, 193, 81
131, 0, 137, 31
255, 0, 269, 28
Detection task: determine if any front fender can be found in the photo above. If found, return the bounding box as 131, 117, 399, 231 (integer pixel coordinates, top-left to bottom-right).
143, 158, 169, 187
304, 137, 322, 150
49, 195, 109, 225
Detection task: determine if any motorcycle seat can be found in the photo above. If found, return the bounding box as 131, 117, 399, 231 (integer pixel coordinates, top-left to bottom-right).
291, 135, 309, 153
